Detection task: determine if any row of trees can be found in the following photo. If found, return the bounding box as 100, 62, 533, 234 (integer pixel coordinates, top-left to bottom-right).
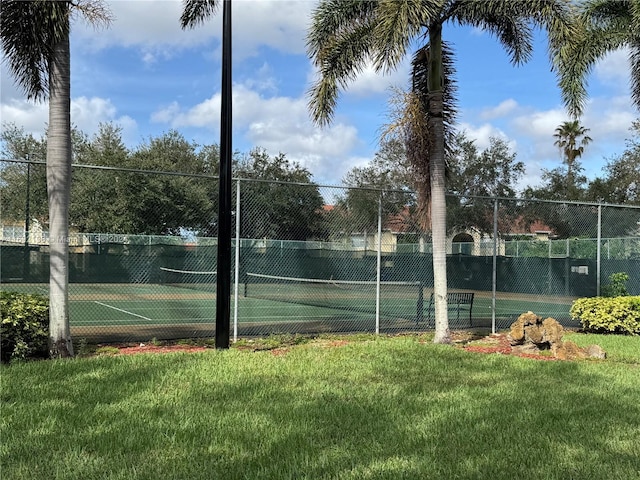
0, 123, 325, 241
6, 119, 636, 244
2, 0, 639, 353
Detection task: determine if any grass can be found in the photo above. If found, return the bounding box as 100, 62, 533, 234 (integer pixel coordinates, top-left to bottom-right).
2, 334, 639, 480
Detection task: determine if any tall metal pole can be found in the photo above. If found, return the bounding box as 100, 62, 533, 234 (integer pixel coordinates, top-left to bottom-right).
233, 179, 241, 343
596, 204, 602, 297
491, 199, 498, 335
23, 160, 31, 280
375, 193, 382, 334
216, 0, 232, 349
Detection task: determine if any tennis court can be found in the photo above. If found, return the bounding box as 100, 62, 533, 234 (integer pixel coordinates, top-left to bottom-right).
4, 272, 579, 342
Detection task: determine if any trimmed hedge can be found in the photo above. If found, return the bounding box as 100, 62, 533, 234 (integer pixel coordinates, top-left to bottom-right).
0, 291, 49, 362
570, 296, 640, 335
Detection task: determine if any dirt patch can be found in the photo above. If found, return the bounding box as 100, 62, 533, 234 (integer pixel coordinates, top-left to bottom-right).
98, 342, 209, 356
88, 332, 568, 361
461, 333, 558, 361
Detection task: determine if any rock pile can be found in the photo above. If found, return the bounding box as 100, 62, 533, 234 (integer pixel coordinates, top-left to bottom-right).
508, 311, 606, 360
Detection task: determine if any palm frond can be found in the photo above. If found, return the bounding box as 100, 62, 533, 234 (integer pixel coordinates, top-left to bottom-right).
630, 42, 640, 109
307, 0, 378, 126
555, 0, 632, 117
450, 0, 534, 64
180, 0, 220, 29
371, 0, 438, 72
1, 0, 70, 101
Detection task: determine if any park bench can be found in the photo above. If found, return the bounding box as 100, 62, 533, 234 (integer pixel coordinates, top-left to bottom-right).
424, 292, 474, 327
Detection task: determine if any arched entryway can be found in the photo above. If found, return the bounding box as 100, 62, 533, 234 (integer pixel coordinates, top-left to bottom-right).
452, 232, 474, 255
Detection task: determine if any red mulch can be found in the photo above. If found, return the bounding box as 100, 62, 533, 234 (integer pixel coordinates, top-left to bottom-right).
461, 333, 558, 361
98, 334, 558, 361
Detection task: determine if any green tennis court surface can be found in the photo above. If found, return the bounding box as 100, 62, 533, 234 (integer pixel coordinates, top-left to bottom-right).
2, 282, 576, 330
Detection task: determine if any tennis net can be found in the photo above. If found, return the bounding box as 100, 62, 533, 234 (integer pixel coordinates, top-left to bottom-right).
244, 272, 423, 321
159, 267, 217, 293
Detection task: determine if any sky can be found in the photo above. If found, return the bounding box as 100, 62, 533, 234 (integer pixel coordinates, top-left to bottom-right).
0, 0, 636, 191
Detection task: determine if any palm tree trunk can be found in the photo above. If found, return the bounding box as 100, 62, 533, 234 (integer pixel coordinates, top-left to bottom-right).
428, 24, 450, 344
47, 15, 74, 358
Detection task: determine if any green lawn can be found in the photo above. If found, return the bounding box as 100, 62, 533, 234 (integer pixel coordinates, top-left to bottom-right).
2, 334, 639, 480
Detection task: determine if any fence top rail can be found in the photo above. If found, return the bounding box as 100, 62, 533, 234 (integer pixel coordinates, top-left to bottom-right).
3, 157, 640, 210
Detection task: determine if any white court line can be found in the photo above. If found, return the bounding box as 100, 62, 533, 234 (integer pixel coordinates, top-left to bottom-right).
94, 301, 152, 321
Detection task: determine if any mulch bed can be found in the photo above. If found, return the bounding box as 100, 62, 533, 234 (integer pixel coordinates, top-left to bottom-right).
460, 333, 558, 361
95, 333, 559, 361
102, 343, 208, 355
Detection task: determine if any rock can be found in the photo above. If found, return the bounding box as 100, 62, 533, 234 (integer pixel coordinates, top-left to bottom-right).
552, 340, 586, 360
585, 344, 606, 359
524, 324, 544, 344
541, 317, 564, 345
508, 311, 540, 345
508, 313, 607, 361
512, 343, 540, 356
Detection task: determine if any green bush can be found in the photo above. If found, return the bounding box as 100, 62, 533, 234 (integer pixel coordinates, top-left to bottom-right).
570, 296, 640, 335
1, 291, 49, 362
601, 272, 630, 297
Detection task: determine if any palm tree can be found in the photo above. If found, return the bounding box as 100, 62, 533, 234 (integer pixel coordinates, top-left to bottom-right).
553, 120, 592, 198
307, 0, 575, 343
1, 0, 111, 358
556, 0, 637, 118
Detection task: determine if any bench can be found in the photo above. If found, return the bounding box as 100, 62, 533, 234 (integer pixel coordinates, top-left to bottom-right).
422, 292, 474, 327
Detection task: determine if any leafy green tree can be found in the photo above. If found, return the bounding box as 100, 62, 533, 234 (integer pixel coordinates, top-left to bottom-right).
336, 138, 417, 242
586, 120, 640, 205
108, 130, 216, 236
448, 133, 524, 199
306, 0, 574, 343
71, 123, 130, 234
446, 132, 524, 234
524, 166, 589, 202
1, 1, 111, 358
0, 124, 49, 226
237, 149, 325, 241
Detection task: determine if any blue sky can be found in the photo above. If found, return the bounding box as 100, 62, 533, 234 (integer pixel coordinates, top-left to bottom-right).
0, 0, 636, 190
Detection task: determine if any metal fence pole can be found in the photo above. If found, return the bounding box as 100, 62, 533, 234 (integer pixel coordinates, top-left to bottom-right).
492, 199, 498, 334
23, 160, 31, 280
233, 179, 241, 343
375, 193, 382, 334
597, 204, 602, 296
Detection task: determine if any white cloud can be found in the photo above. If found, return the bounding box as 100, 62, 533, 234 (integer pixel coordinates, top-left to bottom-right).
1, 93, 138, 145
593, 48, 630, 90
71, 96, 139, 139
150, 81, 365, 183
479, 99, 519, 120
73, 0, 314, 62
0, 99, 48, 138
346, 60, 410, 97
457, 122, 513, 151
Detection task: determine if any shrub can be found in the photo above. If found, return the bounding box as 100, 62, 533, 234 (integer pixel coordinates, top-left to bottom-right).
570, 296, 640, 335
601, 272, 630, 297
0, 291, 49, 362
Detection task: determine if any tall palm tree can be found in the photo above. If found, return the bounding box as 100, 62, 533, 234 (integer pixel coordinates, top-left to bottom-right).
556, 0, 637, 118
307, 0, 575, 343
553, 120, 592, 198
1, 0, 111, 358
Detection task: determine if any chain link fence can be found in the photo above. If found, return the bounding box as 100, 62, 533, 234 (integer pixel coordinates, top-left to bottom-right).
2, 160, 639, 342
